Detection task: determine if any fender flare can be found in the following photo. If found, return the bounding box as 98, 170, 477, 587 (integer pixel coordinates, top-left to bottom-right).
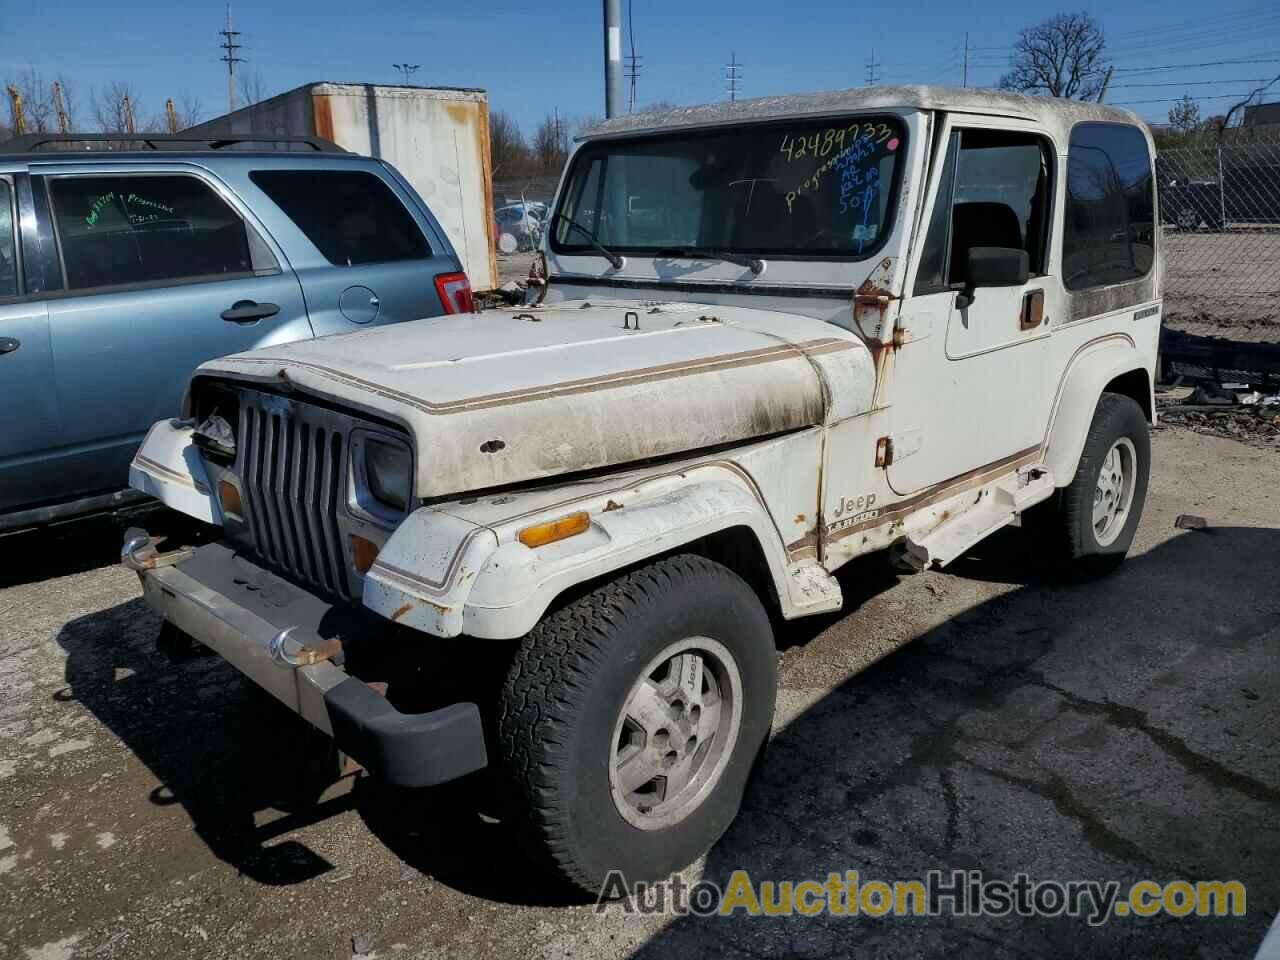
1042, 334, 1153, 486
362, 462, 805, 640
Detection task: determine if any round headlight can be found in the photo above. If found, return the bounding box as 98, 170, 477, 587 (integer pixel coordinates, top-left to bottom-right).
364, 438, 411, 512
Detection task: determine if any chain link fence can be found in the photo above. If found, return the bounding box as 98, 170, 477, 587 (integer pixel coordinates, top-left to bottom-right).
1158, 142, 1280, 324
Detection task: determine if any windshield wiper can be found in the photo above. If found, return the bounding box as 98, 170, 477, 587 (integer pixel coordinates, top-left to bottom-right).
654, 247, 764, 276
553, 213, 623, 269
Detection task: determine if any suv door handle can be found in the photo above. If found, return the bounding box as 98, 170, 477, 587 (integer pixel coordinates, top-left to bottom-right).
0, 337, 19, 355
221, 300, 280, 323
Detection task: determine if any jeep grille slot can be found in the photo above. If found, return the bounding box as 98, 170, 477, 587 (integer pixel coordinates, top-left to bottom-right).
236, 396, 352, 600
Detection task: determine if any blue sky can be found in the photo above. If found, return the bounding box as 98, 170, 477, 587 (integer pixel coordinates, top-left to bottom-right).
4, 0, 1279, 136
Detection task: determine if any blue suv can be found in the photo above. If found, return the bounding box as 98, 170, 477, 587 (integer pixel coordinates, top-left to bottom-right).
0, 134, 473, 532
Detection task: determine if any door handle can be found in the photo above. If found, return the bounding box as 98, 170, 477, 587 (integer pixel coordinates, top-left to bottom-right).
1020, 289, 1045, 330
221, 300, 280, 323
0, 337, 19, 355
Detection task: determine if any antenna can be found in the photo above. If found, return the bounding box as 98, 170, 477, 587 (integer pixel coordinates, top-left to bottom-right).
392, 63, 420, 85
624, 0, 642, 112
865, 47, 881, 85
218, 1, 244, 114
724, 51, 742, 102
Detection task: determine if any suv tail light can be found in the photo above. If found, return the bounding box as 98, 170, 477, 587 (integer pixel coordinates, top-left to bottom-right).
434, 272, 475, 315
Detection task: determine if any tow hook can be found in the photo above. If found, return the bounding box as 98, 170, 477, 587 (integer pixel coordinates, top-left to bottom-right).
120, 527, 195, 573
266, 625, 344, 668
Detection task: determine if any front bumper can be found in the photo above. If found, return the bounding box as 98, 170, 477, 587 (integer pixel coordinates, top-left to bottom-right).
123, 530, 488, 788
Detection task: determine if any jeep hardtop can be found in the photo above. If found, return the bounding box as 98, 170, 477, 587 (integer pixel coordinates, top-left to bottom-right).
122, 86, 1161, 893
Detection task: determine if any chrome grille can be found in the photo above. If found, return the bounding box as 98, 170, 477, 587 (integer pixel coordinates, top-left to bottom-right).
236, 392, 352, 600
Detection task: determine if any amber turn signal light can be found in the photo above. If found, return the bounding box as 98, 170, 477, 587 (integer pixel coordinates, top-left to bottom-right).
350, 534, 380, 574
217, 480, 243, 518
518, 511, 590, 548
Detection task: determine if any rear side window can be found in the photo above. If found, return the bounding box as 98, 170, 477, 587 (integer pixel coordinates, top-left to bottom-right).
0, 181, 17, 297
49, 175, 258, 291
251, 170, 430, 266
1063, 123, 1155, 291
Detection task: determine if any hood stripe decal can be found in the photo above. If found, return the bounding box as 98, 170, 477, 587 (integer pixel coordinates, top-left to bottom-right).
212, 337, 857, 416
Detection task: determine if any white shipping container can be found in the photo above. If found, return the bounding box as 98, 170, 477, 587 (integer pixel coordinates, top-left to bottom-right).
188, 82, 497, 290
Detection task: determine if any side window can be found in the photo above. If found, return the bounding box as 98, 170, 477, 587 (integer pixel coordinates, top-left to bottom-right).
49, 175, 260, 291
915, 129, 1052, 293
1063, 122, 1155, 290
914, 133, 959, 293
0, 181, 17, 298
250, 170, 431, 266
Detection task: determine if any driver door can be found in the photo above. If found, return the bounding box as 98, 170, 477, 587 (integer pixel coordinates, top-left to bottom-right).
887, 118, 1059, 495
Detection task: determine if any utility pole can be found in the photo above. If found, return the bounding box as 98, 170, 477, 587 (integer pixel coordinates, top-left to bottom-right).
218, 1, 244, 114
166, 98, 179, 133
724, 52, 742, 102
865, 48, 881, 85
962, 32, 969, 88
603, 0, 622, 118
624, 0, 641, 112
1095, 65, 1114, 103
392, 63, 420, 85
123, 94, 136, 135
51, 81, 70, 132
6, 86, 24, 135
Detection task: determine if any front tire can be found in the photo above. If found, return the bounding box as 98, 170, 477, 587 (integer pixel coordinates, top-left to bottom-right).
498, 554, 776, 894
1025, 392, 1150, 575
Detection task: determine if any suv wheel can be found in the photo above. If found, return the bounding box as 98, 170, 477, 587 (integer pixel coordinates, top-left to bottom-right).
1025, 393, 1150, 574
498, 554, 776, 894
1175, 208, 1199, 231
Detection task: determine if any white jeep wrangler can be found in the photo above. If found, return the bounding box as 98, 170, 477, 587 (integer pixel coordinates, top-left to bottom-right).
124, 86, 1161, 894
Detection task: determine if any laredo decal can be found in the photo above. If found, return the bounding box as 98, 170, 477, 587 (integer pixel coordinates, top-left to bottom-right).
828, 509, 880, 534
1133, 305, 1160, 322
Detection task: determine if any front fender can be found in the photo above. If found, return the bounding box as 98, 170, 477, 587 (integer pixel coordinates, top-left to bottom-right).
128, 420, 223, 525
363, 463, 801, 640
1043, 334, 1153, 485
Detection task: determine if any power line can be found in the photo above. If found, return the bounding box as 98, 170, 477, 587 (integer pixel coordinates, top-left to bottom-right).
1113, 92, 1261, 105
1112, 77, 1275, 89
1115, 56, 1280, 74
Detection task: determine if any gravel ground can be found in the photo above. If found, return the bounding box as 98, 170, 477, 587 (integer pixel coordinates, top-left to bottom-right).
1, 427, 1277, 960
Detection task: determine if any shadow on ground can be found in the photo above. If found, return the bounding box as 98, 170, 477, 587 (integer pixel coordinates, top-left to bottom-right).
0, 505, 212, 589
51, 524, 1280, 950
634, 526, 1280, 958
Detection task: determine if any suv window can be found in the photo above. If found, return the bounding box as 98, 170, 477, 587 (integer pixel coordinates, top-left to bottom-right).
251, 170, 430, 266
49, 175, 259, 291
915, 129, 1052, 294
1063, 122, 1155, 291
0, 181, 17, 298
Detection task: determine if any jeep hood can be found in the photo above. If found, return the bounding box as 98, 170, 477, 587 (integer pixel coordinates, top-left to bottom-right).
196, 299, 874, 498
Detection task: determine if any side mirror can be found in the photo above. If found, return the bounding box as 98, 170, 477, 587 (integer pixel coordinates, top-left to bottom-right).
956, 247, 1030, 308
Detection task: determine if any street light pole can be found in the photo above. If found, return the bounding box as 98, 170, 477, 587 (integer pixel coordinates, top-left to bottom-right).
392, 63, 420, 85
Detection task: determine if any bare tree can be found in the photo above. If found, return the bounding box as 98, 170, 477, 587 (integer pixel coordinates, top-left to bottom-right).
1168, 96, 1202, 138
236, 70, 267, 109
174, 95, 205, 130
488, 110, 527, 178
999, 12, 1109, 101
92, 81, 158, 133
532, 112, 569, 172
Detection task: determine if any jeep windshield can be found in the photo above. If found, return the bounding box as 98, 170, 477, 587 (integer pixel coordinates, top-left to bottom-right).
552, 115, 906, 261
